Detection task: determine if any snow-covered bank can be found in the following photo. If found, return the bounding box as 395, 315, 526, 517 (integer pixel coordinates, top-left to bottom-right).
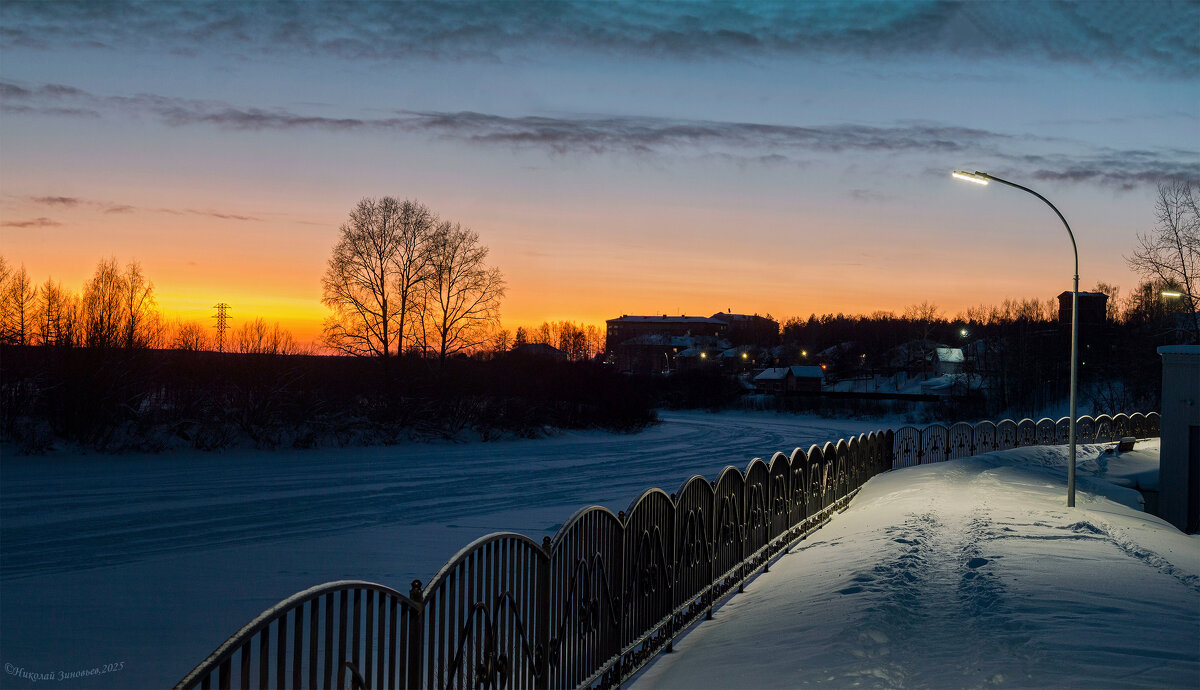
1, 410, 884, 689
633, 444, 1199, 689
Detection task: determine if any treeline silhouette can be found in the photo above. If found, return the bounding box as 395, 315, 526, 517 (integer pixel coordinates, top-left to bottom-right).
1, 346, 656, 453
773, 286, 1181, 418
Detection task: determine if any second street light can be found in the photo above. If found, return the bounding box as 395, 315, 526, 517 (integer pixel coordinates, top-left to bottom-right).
952, 170, 1080, 508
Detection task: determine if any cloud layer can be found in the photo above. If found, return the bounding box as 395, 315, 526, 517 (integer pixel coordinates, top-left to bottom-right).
1, 1, 1196, 76
3, 79, 1196, 191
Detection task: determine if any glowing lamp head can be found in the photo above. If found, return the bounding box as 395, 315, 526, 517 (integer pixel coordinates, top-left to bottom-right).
952, 170, 989, 185
1162, 291, 1183, 298
741, 351, 748, 359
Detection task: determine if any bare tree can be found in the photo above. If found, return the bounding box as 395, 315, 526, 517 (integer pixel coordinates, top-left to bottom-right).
322, 197, 435, 358
172, 318, 211, 351
421, 221, 505, 365
1092, 282, 1123, 323
234, 317, 302, 355
0, 260, 37, 345
82, 258, 126, 348
1126, 179, 1199, 342
322, 197, 404, 358
392, 199, 435, 353
121, 260, 158, 348
35, 278, 80, 346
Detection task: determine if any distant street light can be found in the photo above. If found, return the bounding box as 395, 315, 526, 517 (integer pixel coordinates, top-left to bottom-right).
952, 170, 1080, 508
960, 328, 969, 338
1162, 290, 1183, 298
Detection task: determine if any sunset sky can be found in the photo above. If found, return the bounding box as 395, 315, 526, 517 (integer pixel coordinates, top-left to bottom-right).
2, 1, 1197, 345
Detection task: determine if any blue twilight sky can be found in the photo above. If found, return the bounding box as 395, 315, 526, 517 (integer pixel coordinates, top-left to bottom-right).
1, 0, 1197, 340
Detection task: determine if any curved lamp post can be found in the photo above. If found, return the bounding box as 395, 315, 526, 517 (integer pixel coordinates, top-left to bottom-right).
952, 170, 1079, 507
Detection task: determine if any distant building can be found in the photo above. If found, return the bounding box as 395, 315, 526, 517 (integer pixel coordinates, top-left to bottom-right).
753, 367, 789, 393
752, 365, 825, 393
933, 347, 964, 376
709, 312, 780, 347
511, 343, 567, 361
605, 315, 727, 352
1057, 291, 1108, 326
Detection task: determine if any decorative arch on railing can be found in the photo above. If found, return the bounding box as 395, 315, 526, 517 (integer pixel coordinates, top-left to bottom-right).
671, 475, 715, 641
1095, 414, 1114, 443
972, 421, 997, 455
1113, 413, 1130, 439
852, 435, 867, 489
1014, 418, 1037, 447
894, 426, 921, 468
620, 489, 674, 656
423, 532, 550, 690
1054, 416, 1070, 444
788, 447, 808, 527
1075, 415, 1096, 444
743, 458, 772, 573
947, 422, 973, 460
712, 466, 746, 590
1128, 412, 1147, 437
832, 440, 849, 499
1035, 417, 1057, 446
547, 505, 623, 689
806, 444, 825, 516
1146, 412, 1161, 437
922, 424, 949, 464
821, 442, 839, 506
767, 452, 792, 543
996, 419, 1018, 450
175, 580, 422, 690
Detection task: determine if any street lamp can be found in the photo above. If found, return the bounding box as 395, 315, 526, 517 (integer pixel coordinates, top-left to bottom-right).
952, 170, 1080, 507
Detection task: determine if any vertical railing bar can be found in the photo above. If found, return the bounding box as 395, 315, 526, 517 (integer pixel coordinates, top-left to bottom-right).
292, 602, 302, 690
239, 640, 251, 689
337, 589, 349, 690
218, 658, 231, 690
363, 589, 374, 688
275, 613, 287, 690
323, 593, 335, 689
259, 622, 270, 688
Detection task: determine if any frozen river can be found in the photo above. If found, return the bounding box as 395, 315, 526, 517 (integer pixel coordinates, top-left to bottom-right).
1, 410, 885, 688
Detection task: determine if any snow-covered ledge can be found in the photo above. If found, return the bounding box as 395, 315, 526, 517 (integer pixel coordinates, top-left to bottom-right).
1157, 345, 1200, 532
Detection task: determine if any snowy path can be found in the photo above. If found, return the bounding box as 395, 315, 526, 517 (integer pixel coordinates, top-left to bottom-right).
633, 449, 1200, 689
0, 410, 882, 689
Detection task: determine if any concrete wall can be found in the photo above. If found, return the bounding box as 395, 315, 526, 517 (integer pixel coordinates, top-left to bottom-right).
1158, 345, 1200, 532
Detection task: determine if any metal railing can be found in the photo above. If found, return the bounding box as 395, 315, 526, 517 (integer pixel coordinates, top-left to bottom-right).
891, 412, 1160, 468
177, 411, 1158, 689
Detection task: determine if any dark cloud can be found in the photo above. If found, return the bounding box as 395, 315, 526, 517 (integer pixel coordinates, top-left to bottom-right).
0, 1, 1195, 76
30, 196, 81, 206
2, 217, 61, 228
23, 193, 258, 220
186, 209, 261, 222
7, 79, 1195, 191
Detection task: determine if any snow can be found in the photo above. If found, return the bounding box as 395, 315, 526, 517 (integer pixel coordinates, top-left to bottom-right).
3, 413, 1193, 689
632, 442, 1199, 689
0, 410, 881, 689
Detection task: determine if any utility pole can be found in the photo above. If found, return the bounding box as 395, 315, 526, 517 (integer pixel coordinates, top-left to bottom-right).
212, 302, 230, 353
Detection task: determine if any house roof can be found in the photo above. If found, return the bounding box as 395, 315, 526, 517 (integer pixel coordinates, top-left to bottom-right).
607, 315, 725, 325
514, 343, 564, 356
789, 365, 825, 378
935, 347, 964, 363
754, 367, 789, 381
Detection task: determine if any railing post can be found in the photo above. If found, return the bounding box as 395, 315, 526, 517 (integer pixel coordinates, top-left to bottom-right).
537, 536, 551, 690
617, 509, 627, 688
407, 581, 423, 690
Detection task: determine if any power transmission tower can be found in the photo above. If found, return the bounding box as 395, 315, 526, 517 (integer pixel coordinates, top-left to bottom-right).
212, 302, 231, 352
